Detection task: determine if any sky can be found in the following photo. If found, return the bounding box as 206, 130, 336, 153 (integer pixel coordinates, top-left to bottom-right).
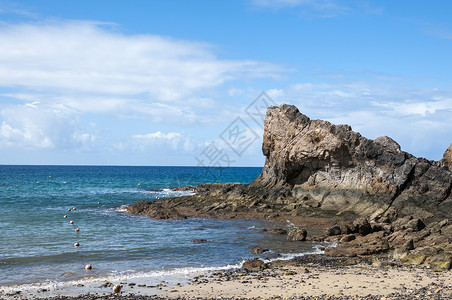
0, 0, 451, 166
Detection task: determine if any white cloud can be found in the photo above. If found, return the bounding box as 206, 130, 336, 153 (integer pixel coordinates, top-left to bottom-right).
373, 97, 452, 117
132, 131, 181, 140
0, 102, 95, 150
0, 20, 285, 117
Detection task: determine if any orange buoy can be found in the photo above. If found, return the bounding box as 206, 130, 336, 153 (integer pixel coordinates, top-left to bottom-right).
74, 242, 79, 247
113, 284, 122, 294
69, 221, 74, 224
67, 209, 71, 212
75, 228, 80, 232
85, 264, 92, 270
72, 207, 76, 211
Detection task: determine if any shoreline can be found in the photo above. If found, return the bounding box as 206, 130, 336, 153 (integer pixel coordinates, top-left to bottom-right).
0, 242, 326, 299
3, 256, 451, 299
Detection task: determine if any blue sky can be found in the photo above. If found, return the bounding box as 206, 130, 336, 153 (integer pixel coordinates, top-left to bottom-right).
0, 0, 451, 166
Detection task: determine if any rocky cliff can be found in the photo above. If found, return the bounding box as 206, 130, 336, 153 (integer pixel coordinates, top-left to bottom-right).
251, 104, 452, 222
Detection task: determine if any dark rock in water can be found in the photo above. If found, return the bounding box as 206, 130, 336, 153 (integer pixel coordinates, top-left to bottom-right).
126, 201, 187, 220
251, 246, 268, 254
287, 228, 307, 241
192, 239, 207, 243
242, 259, 268, 271
265, 228, 287, 235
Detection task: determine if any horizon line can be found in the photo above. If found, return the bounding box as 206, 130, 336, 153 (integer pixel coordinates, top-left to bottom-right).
0, 164, 263, 168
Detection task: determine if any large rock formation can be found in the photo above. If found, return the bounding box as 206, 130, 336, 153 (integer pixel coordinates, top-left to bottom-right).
128, 104, 451, 223
127, 104, 452, 269
251, 104, 452, 222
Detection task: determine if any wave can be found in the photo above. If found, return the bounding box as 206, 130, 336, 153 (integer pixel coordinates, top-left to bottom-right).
115, 188, 195, 198
0, 242, 334, 296
115, 205, 128, 213
0, 263, 242, 294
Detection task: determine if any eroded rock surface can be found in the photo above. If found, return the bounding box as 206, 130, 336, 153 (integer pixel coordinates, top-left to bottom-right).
251, 104, 452, 221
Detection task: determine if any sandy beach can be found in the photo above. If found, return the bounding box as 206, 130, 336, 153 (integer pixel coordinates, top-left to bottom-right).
161, 265, 451, 299
3, 257, 451, 299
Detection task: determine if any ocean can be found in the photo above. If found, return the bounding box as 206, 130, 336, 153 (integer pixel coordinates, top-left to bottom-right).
0, 165, 321, 290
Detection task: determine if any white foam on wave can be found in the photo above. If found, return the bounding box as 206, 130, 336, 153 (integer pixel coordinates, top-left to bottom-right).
115, 205, 128, 213
285, 220, 297, 229
160, 189, 195, 197
0, 242, 336, 297
259, 243, 326, 264
0, 263, 242, 296
119, 188, 195, 197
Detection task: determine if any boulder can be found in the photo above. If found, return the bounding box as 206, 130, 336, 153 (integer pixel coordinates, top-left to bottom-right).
251, 247, 268, 254
427, 253, 452, 270
242, 259, 268, 272
287, 228, 307, 241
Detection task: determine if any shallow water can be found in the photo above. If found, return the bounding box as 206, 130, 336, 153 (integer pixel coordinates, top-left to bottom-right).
0, 166, 320, 288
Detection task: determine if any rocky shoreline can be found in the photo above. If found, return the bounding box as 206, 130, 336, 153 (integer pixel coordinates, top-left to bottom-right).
127, 104, 452, 272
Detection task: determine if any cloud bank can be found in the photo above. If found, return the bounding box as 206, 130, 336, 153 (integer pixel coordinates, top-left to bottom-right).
0, 20, 285, 153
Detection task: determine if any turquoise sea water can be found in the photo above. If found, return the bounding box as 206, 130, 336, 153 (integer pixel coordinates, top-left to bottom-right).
0, 165, 319, 288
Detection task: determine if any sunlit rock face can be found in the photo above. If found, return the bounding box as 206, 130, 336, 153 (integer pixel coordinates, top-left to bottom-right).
252, 104, 452, 221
